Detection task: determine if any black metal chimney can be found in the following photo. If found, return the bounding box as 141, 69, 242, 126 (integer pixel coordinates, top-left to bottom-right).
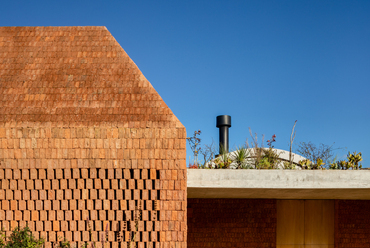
216, 115, 231, 154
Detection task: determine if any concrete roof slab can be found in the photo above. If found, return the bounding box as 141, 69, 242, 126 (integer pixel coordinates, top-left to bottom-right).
187, 170, 370, 199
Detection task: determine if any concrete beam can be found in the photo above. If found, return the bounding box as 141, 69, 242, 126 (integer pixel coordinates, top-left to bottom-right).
187, 169, 370, 199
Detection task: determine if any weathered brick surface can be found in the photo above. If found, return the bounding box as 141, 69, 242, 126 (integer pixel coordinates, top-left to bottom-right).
335, 200, 370, 248
0, 26, 186, 248
187, 199, 276, 248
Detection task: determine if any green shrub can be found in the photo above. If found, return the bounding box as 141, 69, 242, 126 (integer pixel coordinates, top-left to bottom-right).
56, 237, 72, 248
0, 229, 6, 248
329, 151, 363, 170
1, 226, 44, 248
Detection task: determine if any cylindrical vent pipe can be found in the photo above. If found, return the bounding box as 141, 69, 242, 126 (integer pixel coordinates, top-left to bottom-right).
216, 115, 231, 154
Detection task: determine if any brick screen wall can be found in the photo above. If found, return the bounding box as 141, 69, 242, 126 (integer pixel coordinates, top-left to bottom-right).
335, 200, 370, 248
187, 199, 276, 248
0, 27, 187, 248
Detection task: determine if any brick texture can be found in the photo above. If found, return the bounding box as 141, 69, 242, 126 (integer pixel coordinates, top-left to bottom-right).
0, 26, 186, 248
187, 199, 276, 248
335, 200, 370, 248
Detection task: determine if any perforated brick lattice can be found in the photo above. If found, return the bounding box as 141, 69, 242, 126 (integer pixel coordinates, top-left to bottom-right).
0, 126, 187, 248
0, 167, 172, 248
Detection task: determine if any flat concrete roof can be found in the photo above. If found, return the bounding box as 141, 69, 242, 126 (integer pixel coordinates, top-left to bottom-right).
187, 169, 370, 199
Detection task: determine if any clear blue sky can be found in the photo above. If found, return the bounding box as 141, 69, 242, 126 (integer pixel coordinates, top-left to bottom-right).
1, 1, 369, 166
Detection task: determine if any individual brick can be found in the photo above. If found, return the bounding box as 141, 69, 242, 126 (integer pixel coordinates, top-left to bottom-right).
85, 179, 93, 189
55, 190, 63, 200
31, 210, 39, 221
39, 190, 47, 200
102, 179, 110, 189
77, 179, 85, 189
61, 221, 68, 231
94, 179, 101, 189
95, 200, 102, 210
40, 210, 48, 221
60, 179, 67, 189
72, 210, 80, 221
30, 169, 38, 179
47, 190, 55, 201
73, 231, 80, 242
1, 221, 9, 231
17, 200, 26, 210
42, 180, 50, 190
13, 210, 22, 220
47, 169, 55, 180
73, 189, 80, 199
51, 180, 59, 190
64, 210, 72, 221
56, 210, 64, 221
64, 169, 72, 179
64, 189, 72, 200
5, 169, 12, 180
13, 169, 21, 180
119, 200, 127, 211
48, 231, 56, 242
22, 210, 30, 221
39, 169, 46, 179
72, 169, 80, 179
36, 221, 44, 231
51, 200, 59, 211
64, 231, 72, 242
67, 179, 75, 189
25, 180, 33, 190
115, 169, 123, 179
43, 200, 51, 210
118, 179, 125, 190
69, 221, 76, 231
17, 179, 26, 190
107, 190, 115, 200
35, 200, 44, 210
60, 200, 68, 210
98, 189, 106, 199
14, 190, 22, 200
78, 200, 85, 209
35, 180, 43, 190
5, 190, 13, 200
52, 221, 59, 231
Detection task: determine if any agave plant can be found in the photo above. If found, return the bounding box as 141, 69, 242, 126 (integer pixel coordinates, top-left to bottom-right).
232, 146, 251, 169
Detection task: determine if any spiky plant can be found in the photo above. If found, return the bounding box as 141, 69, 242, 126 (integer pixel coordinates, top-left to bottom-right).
232, 147, 251, 169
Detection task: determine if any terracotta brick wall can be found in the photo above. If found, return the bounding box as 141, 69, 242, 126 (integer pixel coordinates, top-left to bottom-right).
335, 200, 370, 248
0, 26, 187, 248
0, 126, 187, 248
187, 199, 276, 248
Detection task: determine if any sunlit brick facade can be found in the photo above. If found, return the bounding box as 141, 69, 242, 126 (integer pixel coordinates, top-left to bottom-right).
0, 26, 187, 248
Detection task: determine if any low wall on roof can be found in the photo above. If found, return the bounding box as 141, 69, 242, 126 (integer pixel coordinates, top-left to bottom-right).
187, 169, 370, 199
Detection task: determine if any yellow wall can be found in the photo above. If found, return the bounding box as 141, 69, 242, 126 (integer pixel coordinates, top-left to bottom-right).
277, 200, 334, 248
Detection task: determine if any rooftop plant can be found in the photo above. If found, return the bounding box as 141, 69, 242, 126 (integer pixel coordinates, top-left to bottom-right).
187, 121, 364, 170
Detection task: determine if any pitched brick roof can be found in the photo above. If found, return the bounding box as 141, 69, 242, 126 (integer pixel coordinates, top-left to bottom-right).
0, 26, 183, 128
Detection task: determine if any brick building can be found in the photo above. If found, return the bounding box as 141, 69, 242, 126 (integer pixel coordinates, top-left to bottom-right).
187, 170, 370, 248
1, 26, 370, 248
0, 26, 187, 248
